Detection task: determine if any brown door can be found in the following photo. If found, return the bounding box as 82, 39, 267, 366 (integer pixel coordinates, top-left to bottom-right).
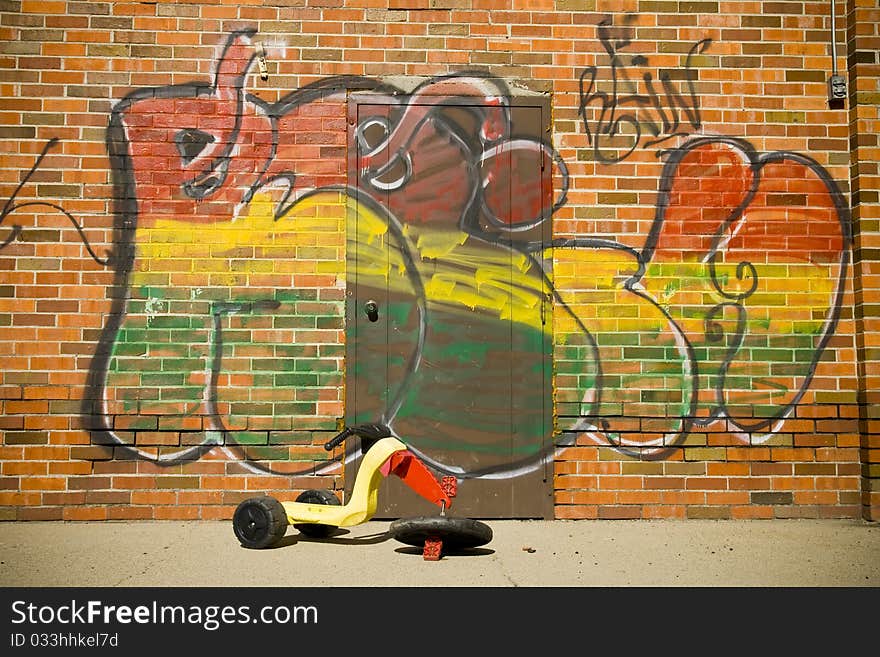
346, 94, 554, 519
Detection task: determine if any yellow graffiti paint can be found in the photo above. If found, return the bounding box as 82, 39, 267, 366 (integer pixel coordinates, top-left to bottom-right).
132, 191, 347, 288
348, 204, 549, 329
129, 188, 838, 346
641, 260, 838, 337
550, 247, 666, 337
132, 189, 551, 330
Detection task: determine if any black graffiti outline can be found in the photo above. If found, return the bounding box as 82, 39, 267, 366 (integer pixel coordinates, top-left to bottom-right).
699, 301, 747, 426
395, 232, 696, 472
0, 137, 112, 266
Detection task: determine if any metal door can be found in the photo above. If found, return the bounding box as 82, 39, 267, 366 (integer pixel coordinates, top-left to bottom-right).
346, 95, 554, 518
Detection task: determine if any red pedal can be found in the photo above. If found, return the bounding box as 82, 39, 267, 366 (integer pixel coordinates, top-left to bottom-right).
440, 476, 457, 498
423, 537, 442, 561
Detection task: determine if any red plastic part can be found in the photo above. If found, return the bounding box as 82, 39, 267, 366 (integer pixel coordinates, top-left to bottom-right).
387, 451, 452, 510
423, 537, 442, 561
440, 476, 457, 498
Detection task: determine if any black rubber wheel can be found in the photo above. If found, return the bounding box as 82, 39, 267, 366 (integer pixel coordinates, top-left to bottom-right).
232, 496, 288, 549
293, 489, 341, 538
389, 516, 493, 553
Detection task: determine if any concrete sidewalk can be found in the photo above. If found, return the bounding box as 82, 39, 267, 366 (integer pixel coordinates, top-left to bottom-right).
1, 518, 878, 587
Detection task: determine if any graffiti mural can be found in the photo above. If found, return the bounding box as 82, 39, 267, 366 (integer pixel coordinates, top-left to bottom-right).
59, 26, 850, 488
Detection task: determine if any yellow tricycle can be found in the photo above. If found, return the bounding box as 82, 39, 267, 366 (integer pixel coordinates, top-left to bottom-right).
232, 423, 492, 560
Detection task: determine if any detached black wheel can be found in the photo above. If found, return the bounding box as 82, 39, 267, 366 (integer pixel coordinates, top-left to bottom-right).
233, 496, 288, 549
390, 516, 493, 552
293, 489, 341, 538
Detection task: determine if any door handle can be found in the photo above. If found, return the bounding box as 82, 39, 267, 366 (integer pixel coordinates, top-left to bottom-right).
364, 300, 379, 322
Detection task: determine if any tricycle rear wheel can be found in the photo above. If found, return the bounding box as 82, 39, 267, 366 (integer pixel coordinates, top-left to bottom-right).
293, 489, 341, 538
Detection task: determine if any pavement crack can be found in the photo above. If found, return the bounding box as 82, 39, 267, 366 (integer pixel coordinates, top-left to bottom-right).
492, 553, 520, 587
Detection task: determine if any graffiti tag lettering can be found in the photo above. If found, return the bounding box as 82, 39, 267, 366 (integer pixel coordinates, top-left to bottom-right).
577, 15, 712, 163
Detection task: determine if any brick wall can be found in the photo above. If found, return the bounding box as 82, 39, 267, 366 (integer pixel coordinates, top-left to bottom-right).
0, 0, 876, 521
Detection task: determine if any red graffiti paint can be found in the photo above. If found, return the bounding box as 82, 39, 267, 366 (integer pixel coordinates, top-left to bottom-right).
653, 140, 844, 265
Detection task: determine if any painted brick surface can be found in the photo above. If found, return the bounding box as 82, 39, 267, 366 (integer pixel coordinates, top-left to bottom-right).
0, 0, 876, 521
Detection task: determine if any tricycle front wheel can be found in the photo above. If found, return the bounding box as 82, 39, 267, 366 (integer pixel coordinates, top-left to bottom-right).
232, 496, 288, 549
390, 516, 493, 557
